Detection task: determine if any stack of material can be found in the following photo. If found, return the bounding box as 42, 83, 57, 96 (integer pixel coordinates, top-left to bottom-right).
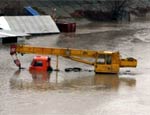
0, 30, 29, 44
0, 15, 60, 34
0, 15, 60, 43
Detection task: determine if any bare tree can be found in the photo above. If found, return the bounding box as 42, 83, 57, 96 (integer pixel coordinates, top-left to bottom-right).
83, 0, 131, 21
84, 0, 150, 21
108, 0, 130, 20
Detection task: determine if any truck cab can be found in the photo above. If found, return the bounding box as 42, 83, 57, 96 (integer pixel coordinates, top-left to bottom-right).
29, 56, 53, 72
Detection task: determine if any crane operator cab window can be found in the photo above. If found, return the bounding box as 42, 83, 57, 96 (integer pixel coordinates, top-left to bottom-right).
97, 54, 112, 65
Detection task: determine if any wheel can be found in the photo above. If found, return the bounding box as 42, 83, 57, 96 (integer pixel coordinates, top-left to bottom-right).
73, 67, 82, 72
65, 68, 73, 72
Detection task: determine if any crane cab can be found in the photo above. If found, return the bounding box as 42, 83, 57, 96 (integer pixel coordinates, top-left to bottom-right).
29, 56, 52, 72
95, 51, 120, 74
95, 51, 137, 73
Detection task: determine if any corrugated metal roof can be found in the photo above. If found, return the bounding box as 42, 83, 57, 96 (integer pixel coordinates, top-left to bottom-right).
0, 16, 60, 34
0, 30, 29, 38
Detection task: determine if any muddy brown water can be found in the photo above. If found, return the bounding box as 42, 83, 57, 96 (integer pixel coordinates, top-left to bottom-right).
0, 21, 150, 115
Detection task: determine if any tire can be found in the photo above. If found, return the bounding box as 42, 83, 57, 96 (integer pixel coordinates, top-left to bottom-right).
73, 67, 82, 72
65, 68, 73, 72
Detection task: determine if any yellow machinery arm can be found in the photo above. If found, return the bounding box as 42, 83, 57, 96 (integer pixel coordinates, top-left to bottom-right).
14, 45, 98, 57
10, 45, 137, 74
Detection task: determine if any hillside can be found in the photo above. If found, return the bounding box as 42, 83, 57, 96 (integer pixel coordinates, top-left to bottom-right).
0, 0, 150, 21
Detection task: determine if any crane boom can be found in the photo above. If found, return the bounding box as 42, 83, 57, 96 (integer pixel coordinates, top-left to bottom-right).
10, 45, 137, 74
12, 45, 99, 57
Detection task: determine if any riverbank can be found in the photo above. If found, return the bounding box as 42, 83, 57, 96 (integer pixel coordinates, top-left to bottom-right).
0, 0, 150, 22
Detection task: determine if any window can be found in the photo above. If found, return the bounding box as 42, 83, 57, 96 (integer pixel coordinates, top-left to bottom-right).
97, 54, 112, 64
33, 61, 43, 67
97, 55, 105, 64
106, 55, 112, 64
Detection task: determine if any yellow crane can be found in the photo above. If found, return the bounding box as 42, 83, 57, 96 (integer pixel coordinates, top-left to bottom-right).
10, 44, 137, 74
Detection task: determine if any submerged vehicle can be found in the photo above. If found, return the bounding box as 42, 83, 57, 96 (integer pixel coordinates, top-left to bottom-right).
10, 45, 137, 74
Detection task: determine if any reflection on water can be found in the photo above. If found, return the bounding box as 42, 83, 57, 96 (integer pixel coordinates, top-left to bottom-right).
10, 70, 55, 90
94, 74, 120, 90
10, 70, 136, 91
94, 74, 136, 90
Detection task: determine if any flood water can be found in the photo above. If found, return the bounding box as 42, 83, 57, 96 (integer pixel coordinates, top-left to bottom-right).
0, 20, 150, 115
